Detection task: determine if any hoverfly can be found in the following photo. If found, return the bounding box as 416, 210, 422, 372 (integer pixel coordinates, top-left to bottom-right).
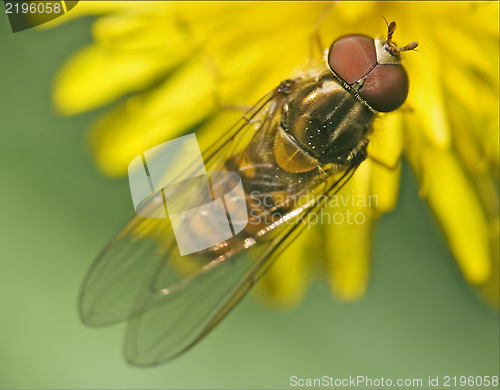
80, 22, 417, 366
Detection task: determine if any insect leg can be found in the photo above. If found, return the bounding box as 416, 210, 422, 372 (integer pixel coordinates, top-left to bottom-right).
367, 153, 403, 171
368, 134, 407, 171
308, 2, 334, 60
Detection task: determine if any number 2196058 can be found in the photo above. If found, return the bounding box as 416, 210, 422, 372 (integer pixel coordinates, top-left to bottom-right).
5, 2, 62, 14
443, 376, 498, 387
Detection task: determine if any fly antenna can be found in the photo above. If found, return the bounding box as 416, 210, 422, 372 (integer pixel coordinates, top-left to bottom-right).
382, 20, 418, 56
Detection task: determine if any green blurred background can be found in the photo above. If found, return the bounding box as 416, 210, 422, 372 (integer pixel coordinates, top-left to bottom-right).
0, 11, 498, 390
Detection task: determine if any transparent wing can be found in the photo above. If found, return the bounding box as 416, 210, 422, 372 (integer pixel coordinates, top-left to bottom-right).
122, 164, 360, 366
79, 86, 282, 326
79, 212, 172, 326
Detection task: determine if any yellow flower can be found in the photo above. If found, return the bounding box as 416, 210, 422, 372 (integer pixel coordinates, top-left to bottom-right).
52, 2, 499, 307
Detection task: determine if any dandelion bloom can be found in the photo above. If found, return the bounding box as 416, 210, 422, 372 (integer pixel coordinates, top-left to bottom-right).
52, 2, 499, 307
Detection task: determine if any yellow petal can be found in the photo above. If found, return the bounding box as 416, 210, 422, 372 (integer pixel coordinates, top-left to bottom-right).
37, 1, 143, 30
405, 46, 450, 149
477, 221, 499, 307
324, 163, 374, 301
253, 227, 318, 309
367, 112, 404, 214
53, 43, 187, 115
413, 148, 491, 284
88, 59, 216, 176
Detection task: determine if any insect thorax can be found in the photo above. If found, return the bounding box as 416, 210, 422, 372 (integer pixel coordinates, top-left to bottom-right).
281, 72, 375, 166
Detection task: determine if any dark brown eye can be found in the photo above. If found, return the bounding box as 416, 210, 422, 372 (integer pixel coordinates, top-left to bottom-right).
328, 35, 377, 84
359, 64, 409, 112
328, 32, 411, 112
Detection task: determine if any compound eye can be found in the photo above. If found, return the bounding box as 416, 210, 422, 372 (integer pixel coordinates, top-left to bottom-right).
328, 35, 377, 84
359, 64, 409, 112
